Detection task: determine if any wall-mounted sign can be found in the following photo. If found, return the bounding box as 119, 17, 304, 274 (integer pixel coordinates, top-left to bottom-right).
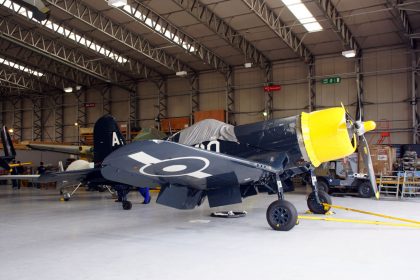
84, 103, 96, 108
321, 77, 341, 84
263, 85, 281, 92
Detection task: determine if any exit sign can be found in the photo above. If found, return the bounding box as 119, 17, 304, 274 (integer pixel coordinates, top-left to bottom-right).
321, 77, 341, 84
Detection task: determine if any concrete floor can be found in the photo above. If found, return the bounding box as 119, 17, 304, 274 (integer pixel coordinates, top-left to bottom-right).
0, 185, 419, 280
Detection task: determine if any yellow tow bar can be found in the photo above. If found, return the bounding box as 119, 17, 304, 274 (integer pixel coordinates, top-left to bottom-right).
298, 203, 420, 229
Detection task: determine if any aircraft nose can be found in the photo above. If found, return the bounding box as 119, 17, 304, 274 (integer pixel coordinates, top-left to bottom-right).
300, 107, 357, 167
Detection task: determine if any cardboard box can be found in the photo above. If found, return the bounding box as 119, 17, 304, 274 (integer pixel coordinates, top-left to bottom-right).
358, 145, 396, 175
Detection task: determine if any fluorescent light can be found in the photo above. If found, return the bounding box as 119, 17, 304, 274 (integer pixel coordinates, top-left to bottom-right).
121, 4, 195, 52
1, 0, 128, 64
108, 0, 127, 7
64, 87, 73, 93
282, 0, 323, 33
0, 56, 44, 77
342, 50, 356, 58
244, 62, 252, 68
176, 71, 187, 77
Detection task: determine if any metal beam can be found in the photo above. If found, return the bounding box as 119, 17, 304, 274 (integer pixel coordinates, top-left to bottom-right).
314, 0, 360, 53
188, 73, 199, 122
46, 0, 190, 75
101, 85, 111, 115
225, 67, 234, 124
156, 79, 167, 130
172, 0, 270, 70
412, 51, 419, 143
241, 0, 314, 63
120, 1, 231, 74
11, 97, 23, 141
0, 67, 43, 92
308, 61, 316, 112
0, 15, 135, 87
264, 63, 273, 119
356, 53, 364, 120
0, 40, 98, 89
75, 89, 86, 129
129, 88, 139, 139
386, 0, 415, 49
53, 93, 64, 142
32, 97, 43, 141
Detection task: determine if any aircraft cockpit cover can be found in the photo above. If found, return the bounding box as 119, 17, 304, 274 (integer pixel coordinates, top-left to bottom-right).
178, 119, 237, 146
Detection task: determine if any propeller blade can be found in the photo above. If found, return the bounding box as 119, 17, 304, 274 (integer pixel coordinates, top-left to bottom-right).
360, 135, 380, 199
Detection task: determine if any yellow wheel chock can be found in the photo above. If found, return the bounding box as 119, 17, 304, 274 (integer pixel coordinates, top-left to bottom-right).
298, 203, 420, 229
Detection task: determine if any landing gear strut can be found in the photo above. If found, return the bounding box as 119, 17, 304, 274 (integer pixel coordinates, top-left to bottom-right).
307, 170, 332, 214
265, 174, 298, 231
114, 185, 132, 210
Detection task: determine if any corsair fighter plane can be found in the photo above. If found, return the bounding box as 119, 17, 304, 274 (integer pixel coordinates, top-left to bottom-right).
101, 106, 378, 231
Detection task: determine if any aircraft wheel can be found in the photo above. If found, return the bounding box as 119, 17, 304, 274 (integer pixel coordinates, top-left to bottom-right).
358, 181, 373, 198
266, 200, 298, 231
307, 190, 331, 214
122, 201, 132, 210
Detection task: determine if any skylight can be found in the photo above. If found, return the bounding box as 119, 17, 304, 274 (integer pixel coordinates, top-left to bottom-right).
0, 56, 44, 77
1, 0, 128, 64
120, 4, 195, 52
282, 0, 323, 33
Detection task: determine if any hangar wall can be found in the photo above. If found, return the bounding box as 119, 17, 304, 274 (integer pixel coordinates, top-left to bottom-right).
0, 46, 416, 145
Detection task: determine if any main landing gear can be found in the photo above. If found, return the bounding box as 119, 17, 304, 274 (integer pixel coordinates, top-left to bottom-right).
266, 174, 298, 231
266, 170, 334, 231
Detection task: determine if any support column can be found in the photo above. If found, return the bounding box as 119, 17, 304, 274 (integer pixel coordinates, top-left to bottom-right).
54, 93, 64, 142
32, 97, 43, 141
356, 52, 364, 120
11, 98, 23, 142
188, 73, 199, 124
0, 99, 3, 127
156, 79, 167, 130
129, 86, 139, 140
75, 90, 87, 128
101, 85, 112, 115
412, 51, 420, 144
264, 63, 273, 120
225, 67, 235, 124
308, 60, 316, 112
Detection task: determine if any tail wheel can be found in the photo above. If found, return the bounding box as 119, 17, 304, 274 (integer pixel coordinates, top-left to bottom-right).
122, 200, 132, 210
307, 190, 332, 214
266, 200, 298, 231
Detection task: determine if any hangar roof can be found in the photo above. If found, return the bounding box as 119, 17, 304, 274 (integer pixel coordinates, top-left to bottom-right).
0, 0, 419, 96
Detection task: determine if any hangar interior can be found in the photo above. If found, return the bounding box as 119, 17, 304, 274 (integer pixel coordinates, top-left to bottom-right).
1, 0, 420, 280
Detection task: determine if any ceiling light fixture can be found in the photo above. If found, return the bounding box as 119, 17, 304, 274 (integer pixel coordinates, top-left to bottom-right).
342, 50, 356, 58
282, 0, 323, 33
176, 71, 188, 77
64, 87, 73, 93
244, 62, 252, 68
108, 0, 127, 7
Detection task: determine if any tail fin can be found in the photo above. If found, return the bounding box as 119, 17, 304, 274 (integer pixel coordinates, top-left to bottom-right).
0, 126, 16, 169
93, 115, 126, 164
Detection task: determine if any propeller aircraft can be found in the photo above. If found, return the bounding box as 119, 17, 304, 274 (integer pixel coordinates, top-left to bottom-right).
101, 106, 378, 231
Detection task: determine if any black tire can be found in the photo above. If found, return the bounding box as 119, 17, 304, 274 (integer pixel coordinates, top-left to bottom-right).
316, 180, 329, 194
122, 200, 132, 210
307, 190, 332, 214
358, 181, 373, 198
266, 200, 298, 231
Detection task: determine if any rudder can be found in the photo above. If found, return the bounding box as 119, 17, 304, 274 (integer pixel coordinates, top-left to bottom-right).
93, 115, 126, 164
